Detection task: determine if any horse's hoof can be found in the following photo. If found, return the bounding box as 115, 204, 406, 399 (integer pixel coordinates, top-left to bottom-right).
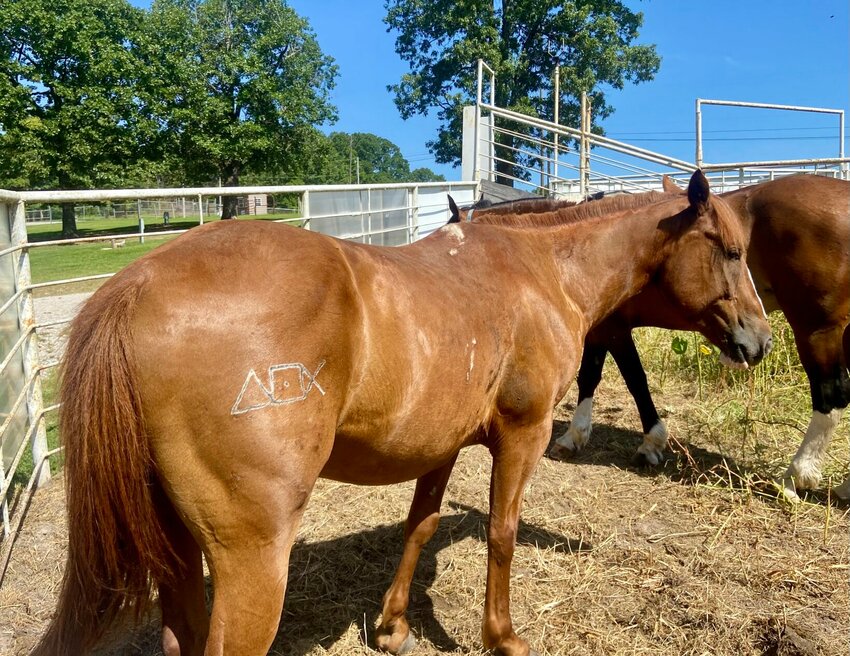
548, 442, 574, 461
398, 633, 417, 655
833, 477, 850, 501
774, 478, 802, 504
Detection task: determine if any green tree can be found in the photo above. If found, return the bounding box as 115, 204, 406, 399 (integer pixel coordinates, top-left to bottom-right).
146, 0, 338, 218
0, 0, 153, 235
408, 167, 445, 183
384, 0, 660, 183
327, 132, 446, 184
328, 132, 408, 183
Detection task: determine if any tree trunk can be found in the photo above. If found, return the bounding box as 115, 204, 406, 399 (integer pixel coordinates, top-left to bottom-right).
61, 203, 78, 237
58, 172, 78, 237
220, 162, 241, 219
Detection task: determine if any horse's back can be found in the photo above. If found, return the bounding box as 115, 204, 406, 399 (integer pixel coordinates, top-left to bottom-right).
737, 175, 849, 325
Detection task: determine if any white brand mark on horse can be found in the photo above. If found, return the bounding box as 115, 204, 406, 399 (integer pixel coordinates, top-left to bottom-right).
231, 360, 326, 416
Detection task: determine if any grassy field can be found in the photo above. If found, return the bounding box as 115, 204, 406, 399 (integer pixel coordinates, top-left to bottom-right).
26, 211, 300, 288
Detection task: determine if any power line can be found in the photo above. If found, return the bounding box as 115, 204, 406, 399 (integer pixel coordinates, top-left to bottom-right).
624, 135, 850, 143
609, 125, 844, 137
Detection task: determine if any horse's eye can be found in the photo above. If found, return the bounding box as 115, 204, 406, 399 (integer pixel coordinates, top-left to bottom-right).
727, 248, 741, 261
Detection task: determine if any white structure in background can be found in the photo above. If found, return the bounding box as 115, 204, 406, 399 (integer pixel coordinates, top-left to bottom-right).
460, 59, 849, 200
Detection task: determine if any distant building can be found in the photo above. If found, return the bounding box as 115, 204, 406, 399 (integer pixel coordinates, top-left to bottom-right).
246, 194, 268, 215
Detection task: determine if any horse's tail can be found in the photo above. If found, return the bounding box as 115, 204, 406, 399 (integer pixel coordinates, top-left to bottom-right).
33, 272, 176, 655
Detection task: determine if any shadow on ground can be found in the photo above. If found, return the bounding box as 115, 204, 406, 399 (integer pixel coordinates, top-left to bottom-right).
545, 418, 843, 508
96, 504, 590, 655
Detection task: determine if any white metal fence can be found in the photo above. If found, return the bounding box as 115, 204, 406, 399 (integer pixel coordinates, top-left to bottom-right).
0, 180, 476, 575
464, 60, 850, 200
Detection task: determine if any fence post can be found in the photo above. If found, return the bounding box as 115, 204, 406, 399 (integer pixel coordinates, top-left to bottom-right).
410, 186, 419, 243
11, 199, 50, 488
137, 200, 145, 244
302, 190, 310, 230
198, 194, 204, 225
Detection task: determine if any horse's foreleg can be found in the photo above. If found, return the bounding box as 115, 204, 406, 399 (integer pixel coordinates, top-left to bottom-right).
551, 343, 607, 458
483, 421, 550, 656
609, 335, 667, 466
376, 456, 458, 654
782, 325, 850, 500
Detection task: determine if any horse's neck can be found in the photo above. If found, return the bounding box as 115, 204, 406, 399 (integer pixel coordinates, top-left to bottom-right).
549, 213, 669, 328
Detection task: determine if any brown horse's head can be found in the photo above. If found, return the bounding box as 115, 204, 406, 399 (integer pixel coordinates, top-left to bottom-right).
657, 171, 771, 368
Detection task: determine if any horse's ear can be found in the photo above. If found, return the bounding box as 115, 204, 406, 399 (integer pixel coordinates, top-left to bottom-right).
686, 170, 711, 212
662, 175, 682, 193
447, 195, 460, 224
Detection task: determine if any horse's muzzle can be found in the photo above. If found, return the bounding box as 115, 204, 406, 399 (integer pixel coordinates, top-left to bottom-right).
723, 323, 773, 368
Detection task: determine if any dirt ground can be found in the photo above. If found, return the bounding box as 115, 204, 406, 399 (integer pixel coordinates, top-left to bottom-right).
1, 361, 847, 656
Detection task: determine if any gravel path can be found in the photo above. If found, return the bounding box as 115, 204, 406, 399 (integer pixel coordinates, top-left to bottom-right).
33, 293, 91, 366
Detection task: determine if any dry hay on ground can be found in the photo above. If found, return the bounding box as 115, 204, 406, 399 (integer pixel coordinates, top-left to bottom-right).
1, 369, 848, 656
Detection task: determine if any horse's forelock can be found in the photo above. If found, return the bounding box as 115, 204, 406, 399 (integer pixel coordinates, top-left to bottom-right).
707, 193, 747, 249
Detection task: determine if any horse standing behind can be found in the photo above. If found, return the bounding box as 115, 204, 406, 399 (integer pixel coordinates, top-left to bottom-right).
469, 175, 848, 501
35, 171, 769, 656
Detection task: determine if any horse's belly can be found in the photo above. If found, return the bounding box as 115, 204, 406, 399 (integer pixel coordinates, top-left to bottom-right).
320, 421, 482, 485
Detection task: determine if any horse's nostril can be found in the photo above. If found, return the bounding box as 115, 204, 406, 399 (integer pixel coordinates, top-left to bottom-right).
764, 336, 774, 356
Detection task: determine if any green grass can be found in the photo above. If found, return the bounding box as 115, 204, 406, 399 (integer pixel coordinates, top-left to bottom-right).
26, 211, 300, 287
633, 315, 848, 491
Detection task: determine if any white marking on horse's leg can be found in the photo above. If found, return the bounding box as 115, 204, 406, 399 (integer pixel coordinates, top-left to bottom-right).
833, 472, 850, 501
635, 421, 668, 465
781, 409, 843, 495
555, 397, 593, 453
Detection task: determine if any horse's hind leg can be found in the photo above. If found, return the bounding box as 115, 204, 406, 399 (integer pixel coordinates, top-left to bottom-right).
782, 324, 850, 500
157, 489, 209, 656
201, 481, 316, 656
376, 456, 458, 654
833, 324, 850, 500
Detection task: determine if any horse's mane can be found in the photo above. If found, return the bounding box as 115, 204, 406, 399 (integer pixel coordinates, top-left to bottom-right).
471, 190, 672, 228
471, 196, 579, 216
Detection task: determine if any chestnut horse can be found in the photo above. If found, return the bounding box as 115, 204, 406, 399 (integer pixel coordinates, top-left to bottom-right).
463, 174, 848, 501
35, 171, 770, 656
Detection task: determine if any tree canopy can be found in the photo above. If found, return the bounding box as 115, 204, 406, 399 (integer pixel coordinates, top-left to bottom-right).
385, 0, 661, 178
145, 0, 339, 217
0, 0, 155, 233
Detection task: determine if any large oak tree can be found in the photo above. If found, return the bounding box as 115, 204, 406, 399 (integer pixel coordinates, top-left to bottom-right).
384, 0, 661, 183
0, 0, 154, 235
146, 0, 338, 218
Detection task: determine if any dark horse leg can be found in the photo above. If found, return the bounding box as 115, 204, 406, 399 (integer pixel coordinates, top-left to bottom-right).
782, 323, 850, 500
609, 335, 668, 466
552, 329, 668, 464
157, 489, 209, 656
550, 342, 607, 459
376, 456, 458, 654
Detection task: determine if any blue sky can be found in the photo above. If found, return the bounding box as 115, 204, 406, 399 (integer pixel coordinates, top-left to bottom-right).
136, 1, 850, 179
